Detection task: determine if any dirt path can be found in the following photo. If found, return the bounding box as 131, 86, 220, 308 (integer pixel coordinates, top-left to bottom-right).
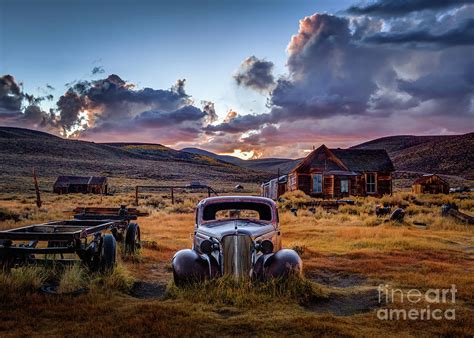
306, 269, 384, 316
127, 263, 385, 317
129, 281, 167, 299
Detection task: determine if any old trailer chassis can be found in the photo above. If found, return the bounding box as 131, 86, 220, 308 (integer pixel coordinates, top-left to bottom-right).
0, 220, 133, 271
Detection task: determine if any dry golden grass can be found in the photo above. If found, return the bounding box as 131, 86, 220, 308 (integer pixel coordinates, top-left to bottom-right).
0, 190, 473, 336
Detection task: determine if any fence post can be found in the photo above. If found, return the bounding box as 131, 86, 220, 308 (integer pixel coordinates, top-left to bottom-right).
135, 186, 139, 205
32, 167, 42, 208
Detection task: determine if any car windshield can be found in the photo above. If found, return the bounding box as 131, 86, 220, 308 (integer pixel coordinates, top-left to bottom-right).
201, 201, 273, 225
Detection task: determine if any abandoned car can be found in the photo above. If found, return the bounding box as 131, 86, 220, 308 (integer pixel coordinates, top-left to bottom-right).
172, 196, 302, 285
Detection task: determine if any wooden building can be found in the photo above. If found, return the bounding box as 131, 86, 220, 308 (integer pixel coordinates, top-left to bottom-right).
287, 145, 394, 198
261, 176, 288, 200
412, 174, 449, 194
53, 176, 108, 195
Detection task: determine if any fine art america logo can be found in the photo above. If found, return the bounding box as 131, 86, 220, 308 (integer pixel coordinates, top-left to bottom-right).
377, 284, 457, 321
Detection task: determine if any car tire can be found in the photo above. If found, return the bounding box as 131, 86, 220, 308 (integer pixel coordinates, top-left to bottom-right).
125, 223, 141, 254
100, 234, 116, 271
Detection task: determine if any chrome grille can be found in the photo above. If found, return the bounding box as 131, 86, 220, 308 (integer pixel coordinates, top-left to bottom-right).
222, 235, 253, 280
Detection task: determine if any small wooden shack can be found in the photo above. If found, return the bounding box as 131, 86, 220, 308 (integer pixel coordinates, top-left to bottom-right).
261, 176, 287, 200
53, 176, 108, 195
286, 145, 394, 198
412, 174, 449, 194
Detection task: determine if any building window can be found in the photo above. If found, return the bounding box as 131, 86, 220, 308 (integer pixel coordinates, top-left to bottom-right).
366, 173, 376, 193
312, 174, 322, 193
341, 179, 349, 193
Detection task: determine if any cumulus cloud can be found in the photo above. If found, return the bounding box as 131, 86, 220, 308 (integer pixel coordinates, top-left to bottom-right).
210, 13, 392, 133
205, 2, 474, 156
234, 56, 275, 92
54, 74, 196, 135
0, 75, 55, 129
134, 105, 206, 127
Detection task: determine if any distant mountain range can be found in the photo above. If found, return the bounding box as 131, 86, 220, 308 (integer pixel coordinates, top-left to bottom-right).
1, 127, 472, 193
181, 147, 301, 175
0, 127, 269, 192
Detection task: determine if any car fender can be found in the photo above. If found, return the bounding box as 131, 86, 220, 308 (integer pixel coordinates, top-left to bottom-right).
172, 249, 211, 286
261, 249, 303, 280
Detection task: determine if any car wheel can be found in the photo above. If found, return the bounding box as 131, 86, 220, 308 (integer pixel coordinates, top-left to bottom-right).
100, 234, 116, 271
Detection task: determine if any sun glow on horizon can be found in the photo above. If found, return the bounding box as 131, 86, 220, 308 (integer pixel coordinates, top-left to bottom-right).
219, 149, 256, 160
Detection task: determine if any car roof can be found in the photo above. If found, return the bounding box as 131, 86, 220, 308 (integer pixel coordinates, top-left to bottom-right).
198, 195, 276, 207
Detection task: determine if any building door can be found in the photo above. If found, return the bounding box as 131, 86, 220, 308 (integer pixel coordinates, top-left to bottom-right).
312, 174, 322, 193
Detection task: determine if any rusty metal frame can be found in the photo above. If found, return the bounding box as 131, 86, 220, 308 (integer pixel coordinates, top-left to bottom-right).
0, 220, 119, 241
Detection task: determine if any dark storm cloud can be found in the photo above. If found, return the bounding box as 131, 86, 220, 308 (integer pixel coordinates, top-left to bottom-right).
0, 75, 55, 128
55, 74, 194, 133
205, 112, 272, 134
347, 0, 473, 16
396, 47, 474, 116
0, 75, 23, 112
49, 74, 219, 144
91, 66, 105, 75
202, 101, 218, 124
21, 105, 53, 127
234, 56, 275, 92
364, 19, 474, 47
134, 105, 206, 127
56, 90, 86, 130
84, 75, 188, 110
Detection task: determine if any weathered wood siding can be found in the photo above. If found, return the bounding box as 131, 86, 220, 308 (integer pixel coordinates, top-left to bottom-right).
412, 175, 449, 194
377, 172, 392, 195
297, 174, 311, 195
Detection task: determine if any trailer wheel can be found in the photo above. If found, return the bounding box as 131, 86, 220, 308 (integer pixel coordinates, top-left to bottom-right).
125, 223, 141, 254
100, 234, 116, 271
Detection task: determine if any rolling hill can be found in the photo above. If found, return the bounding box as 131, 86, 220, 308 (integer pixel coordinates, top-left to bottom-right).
1, 126, 472, 193
0, 127, 270, 192
352, 133, 474, 179
184, 133, 474, 180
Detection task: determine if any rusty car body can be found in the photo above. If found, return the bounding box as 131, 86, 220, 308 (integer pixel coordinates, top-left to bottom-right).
172, 196, 302, 285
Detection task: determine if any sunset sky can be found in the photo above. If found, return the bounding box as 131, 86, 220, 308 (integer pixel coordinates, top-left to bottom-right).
1, 0, 473, 159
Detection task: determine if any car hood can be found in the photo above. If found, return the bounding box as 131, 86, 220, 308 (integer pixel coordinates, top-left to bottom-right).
197, 220, 275, 240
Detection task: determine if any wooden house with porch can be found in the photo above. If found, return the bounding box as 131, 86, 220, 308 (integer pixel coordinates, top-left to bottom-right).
287, 145, 394, 198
